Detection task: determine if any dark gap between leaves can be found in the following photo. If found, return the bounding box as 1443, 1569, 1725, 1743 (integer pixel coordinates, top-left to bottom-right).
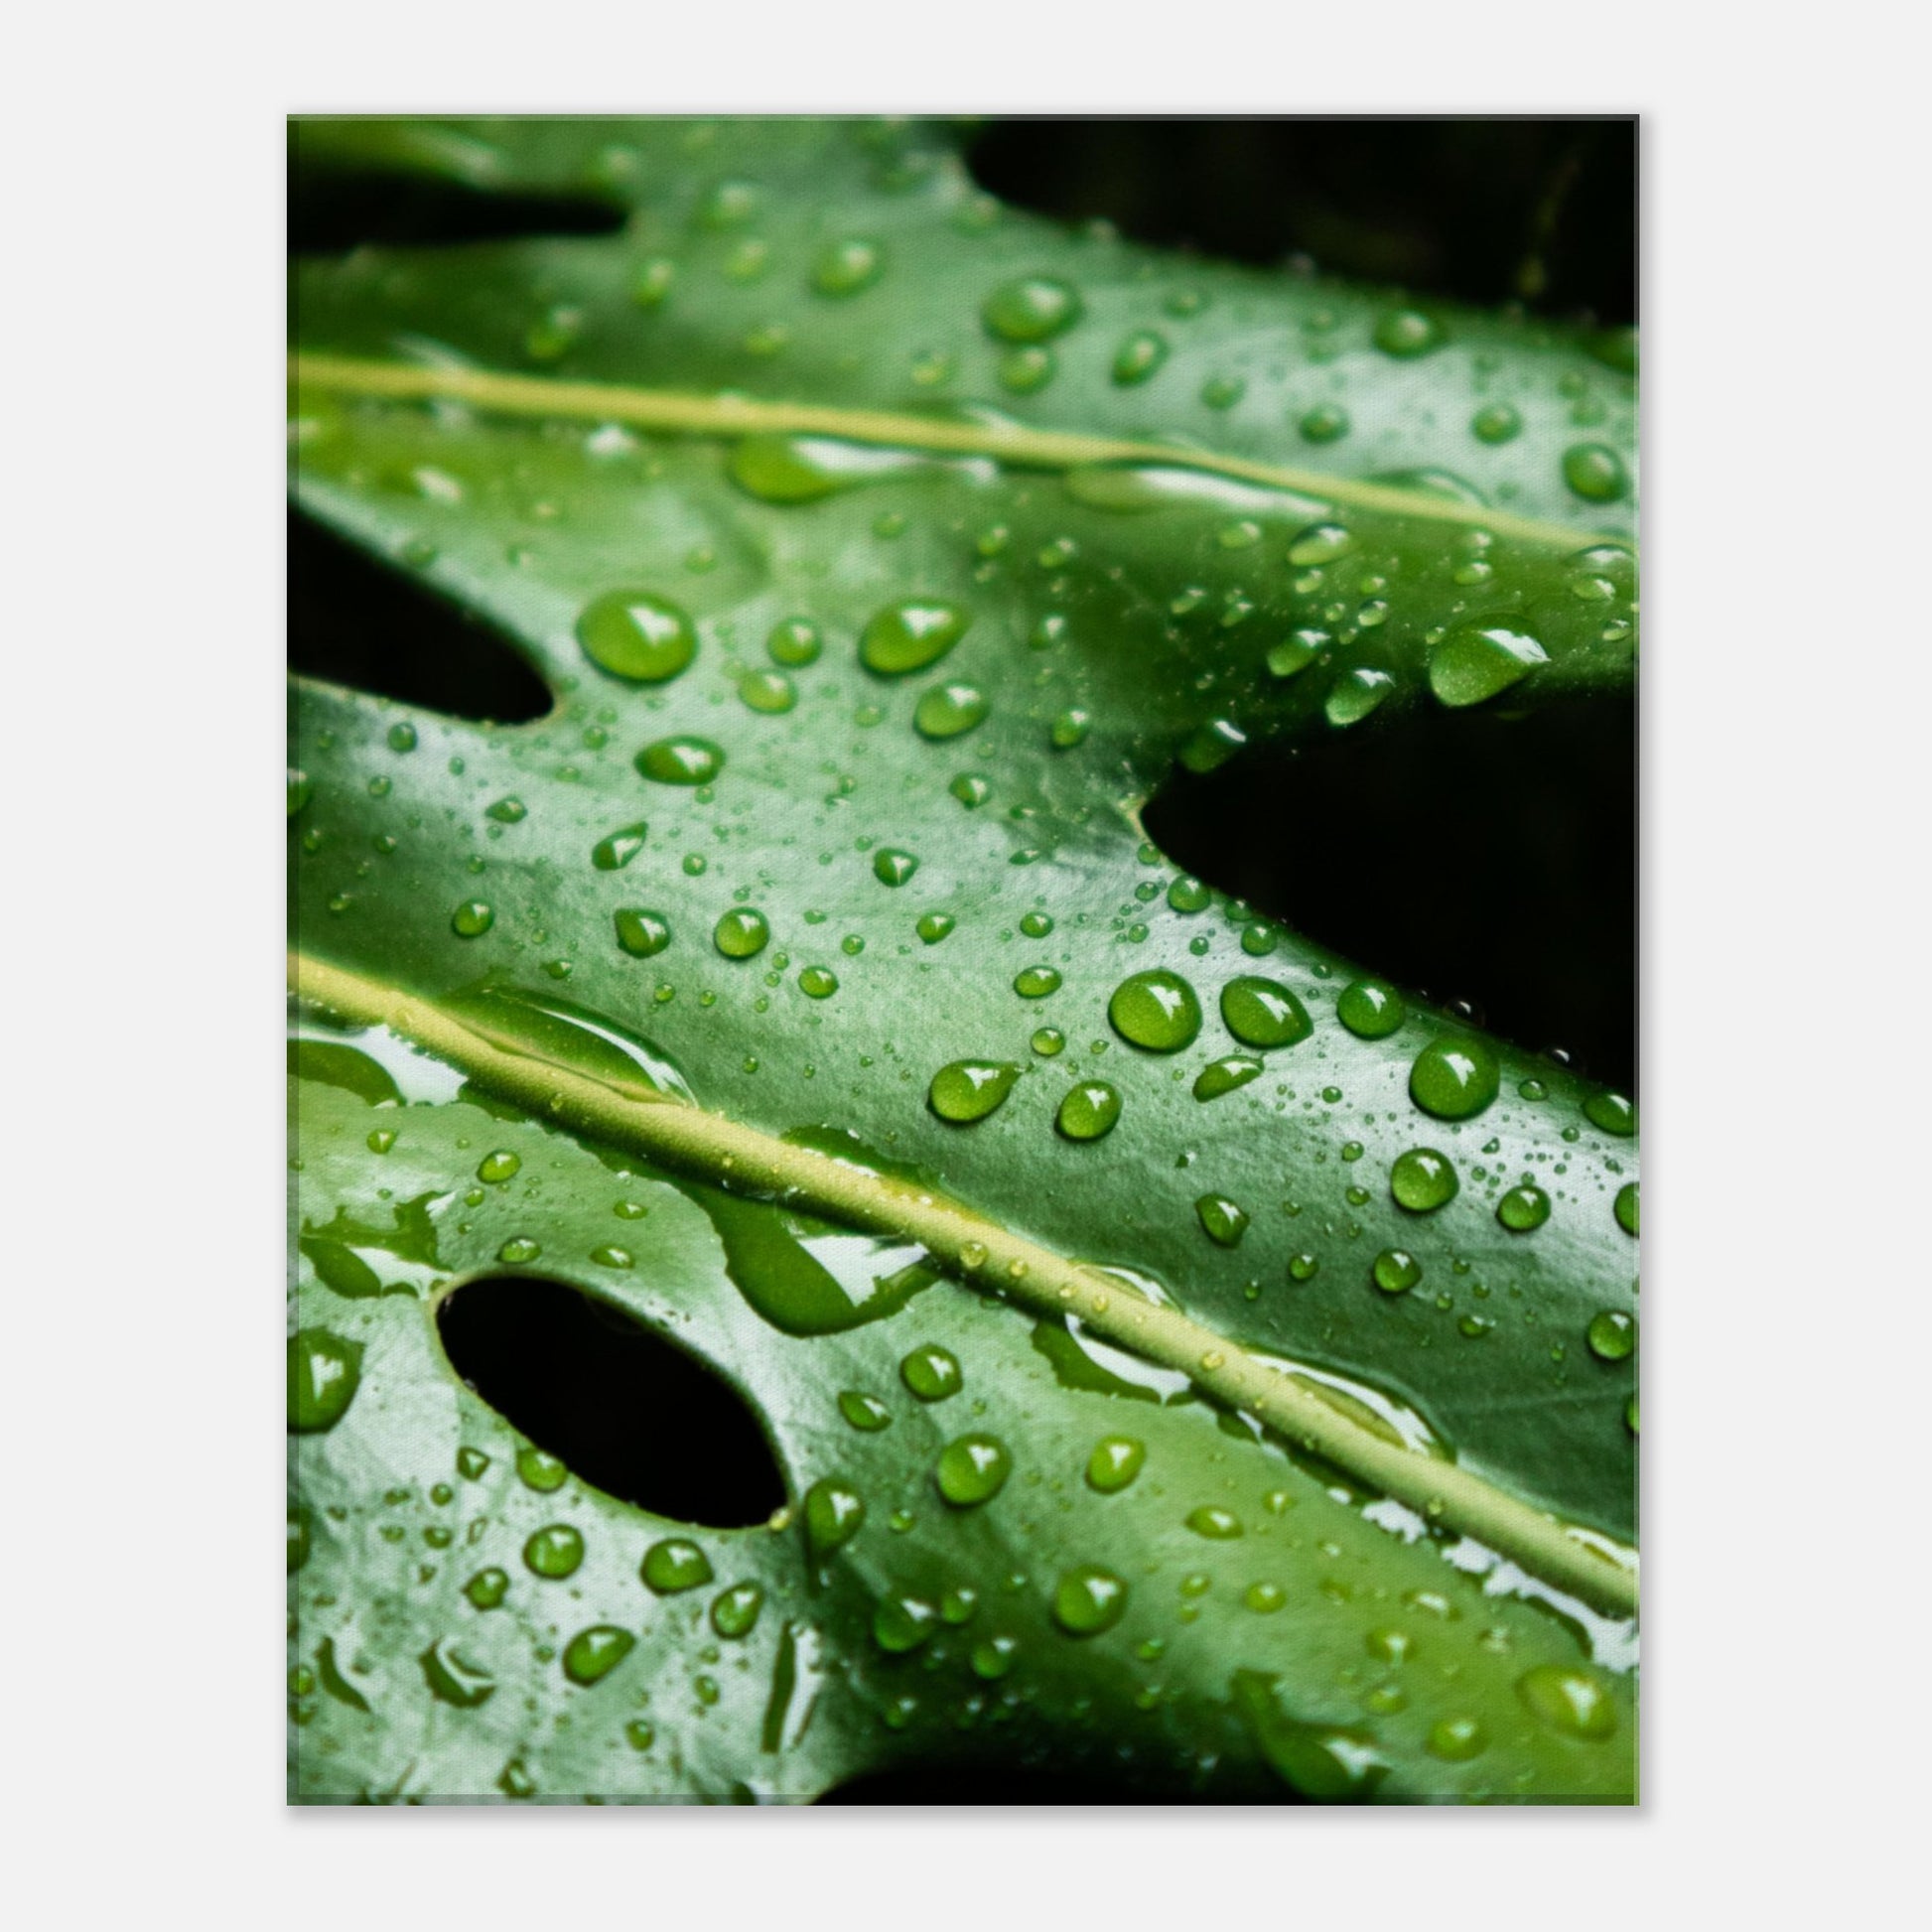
436, 1276, 787, 1527
968, 117, 1636, 326
816, 1765, 1173, 1805
1142, 694, 1636, 1092
290, 171, 625, 256
289, 509, 553, 725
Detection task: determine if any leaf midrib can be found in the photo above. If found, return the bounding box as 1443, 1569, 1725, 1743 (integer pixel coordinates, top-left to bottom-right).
289, 947, 1637, 1618
290, 351, 1631, 554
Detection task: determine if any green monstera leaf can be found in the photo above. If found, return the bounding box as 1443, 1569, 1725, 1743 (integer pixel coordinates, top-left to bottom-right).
288, 115, 1638, 1804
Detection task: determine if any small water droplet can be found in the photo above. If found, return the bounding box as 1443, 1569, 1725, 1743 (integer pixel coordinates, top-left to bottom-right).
935, 1433, 1013, 1506
1109, 969, 1202, 1052
640, 1538, 713, 1593
714, 908, 771, 959
577, 591, 697, 683
1052, 1564, 1128, 1636
1195, 1193, 1250, 1247
1372, 1249, 1423, 1294
982, 277, 1082, 344
635, 736, 725, 784
913, 681, 989, 739
1056, 1080, 1122, 1142
1086, 1436, 1146, 1493
1587, 1310, 1636, 1361
451, 899, 494, 938
1220, 976, 1311, 1049
1112, 330, 1169, 384
1374, 309, 1444, 357
901, 1344, 963, 1402
861, 600, 970, 676
523, 1524, 585, 1580
1562, 442, 1629, 503
1497, 1184, 1551, 1232
1410, 1036, 1500, 1120
562, 1625, 635, 1686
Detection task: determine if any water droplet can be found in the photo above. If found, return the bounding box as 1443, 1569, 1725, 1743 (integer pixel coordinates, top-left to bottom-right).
1200, 373, 1246, 410
799, 966, 839, 999
1410, 1036, 1500, 1120
1497, 1184, 1551, 1232
1056, 1080, 1122, 1142
901, 1344, 963, 1402
1614, 1182, 1639, 1236
1186, 1505, 1242, 1539
714, 908, 770, 959
1324, 667, 1394, 728
767, 618, 823, 666
1372, 1249, 1422, 1294
1300, 403, 1349, 444
1109, 969, 1202, 1052
451, 899, 494, 938
516, 1445, 566, 1491
935, 1433, 1013, 1506
1337, 978, 1405, 1038
640, 1537, 713, 1593
1585, 1089, 1637, 1136
839, 1390, 892, 1432
739, 668, 796, 714
1086, 1436, 1146, 1493
1050, 707, 1091, 749
636, 736, 725, 784
1563, 442, 1629, 503
971, 1635, 1019, 1679
420, 1637, 495, 1707
1052, 1565, 1128, 1636
604, 907, 670, 960
1516, 1663, 1618, 1739
1195, 1193, 1250, 1247
998, 346, 1054, 393
711, 1583, 765, 1639
465, 1567, 508, 1609
861, 600, 970, 676
874, 1593, 940, 1653
475, 1149, 519, 1185
1032, 1027, 1065, 1056
592, 821, 649, 871
928, 1059, 1018, 1124
1244, 1582, 1287, 1613
523, 1524, 585, 1579
1015, 965, 1062, 999
288, 1328, 361, 1432
916, 911, 956, 943
1220, 975, 1311, 1049
1391, 1148, 1458, 1213
562, 1625, 635, 1686
982, 277, 1082, 343
913, 681, 989, 739
1426, 1716, 1487, 1761
1193, 1054, 1264, 1101
1587, 1310, 1636, 1361
803, 1478, 866, 1562
1471, 402, 1521, 444
1265, 628, 1327, 679
577, 591, 697, 683
1112, 330, 1168, 384
1374, 309, 1444, 357
1288, 1252, 1319, 1282
812, 238, 884, 297
1428, 623, 1549, 708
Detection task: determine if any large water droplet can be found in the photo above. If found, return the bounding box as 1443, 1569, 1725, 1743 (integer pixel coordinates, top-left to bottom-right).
1112, 330, 1168, 384
1324, 668, 1395, 728
1428, 623, 1549, 708
562, 1625, 635, 1686
288, 1328, 362, 1432
928, 1059, 1018, 1123
1086, 1436, 1146, 1492
523, 1523, 585, 1579
615, 907, 671, 957
1195, 1193, 1250, 1247
1220, 975, 1311, 1049
812, 238, 884, 297
1109, 969, 1202, 1051
714, 907, 770, 959
593, 821, 649, 871
935, 1433, 1013, 1506
1052, 1564, 1128, 1636
982, 277, 1082, 343
1391, 1148, 1457, 1212
861, 601, 970, 676
803, 1478, 866, 1562
1587, 1310, 1636, 1361
1056, 1080, 1121, 1141
901, 1344, 963, 1402
1410, 1035, 1500, 1120
1563, 442, 1629, 503
1497, 1184, 1551, 1232
1337, 978, 1405, 1038
640, 1537, 713, 1593
636, 736, 725, 784
914, 681, 989, 740
577, 591, 696, 683
1193, 1055, 1263, 1100
1373, 309, 1444, 357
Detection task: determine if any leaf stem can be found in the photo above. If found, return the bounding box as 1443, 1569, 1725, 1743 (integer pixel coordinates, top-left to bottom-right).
290, 948, 1637, 1618
289, 351, 1627, 553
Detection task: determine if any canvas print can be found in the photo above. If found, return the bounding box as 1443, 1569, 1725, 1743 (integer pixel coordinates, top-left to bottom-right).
288, 115, 1638, 1804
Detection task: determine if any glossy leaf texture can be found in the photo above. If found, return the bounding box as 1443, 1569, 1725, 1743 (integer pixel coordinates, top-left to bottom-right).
289, 115, 1638, 1804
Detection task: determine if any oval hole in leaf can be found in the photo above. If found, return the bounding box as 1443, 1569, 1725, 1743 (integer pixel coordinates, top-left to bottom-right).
1142, 694, 1635, 1092
435, 1276, 786, 1527
290, 511, 552, 725
290, 171, 625, 256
